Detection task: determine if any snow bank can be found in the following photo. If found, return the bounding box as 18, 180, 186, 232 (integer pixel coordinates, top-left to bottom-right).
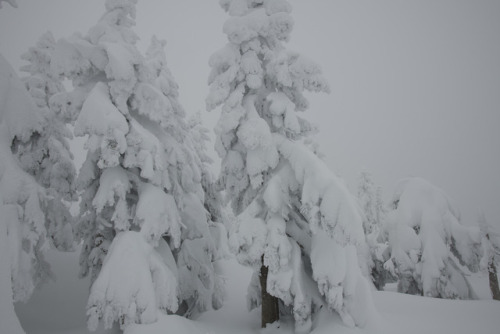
124, 314, 202, 334
13, 252, 500, 334
374, 291, 500, 334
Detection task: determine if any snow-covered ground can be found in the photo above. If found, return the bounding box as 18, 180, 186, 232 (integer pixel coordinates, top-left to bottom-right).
13, 248, 500, 334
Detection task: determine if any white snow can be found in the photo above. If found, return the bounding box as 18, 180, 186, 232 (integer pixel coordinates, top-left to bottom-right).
14, 252, 500, 334
74, 82, 128, 141
209, 0, 375, 329
0, 54, 60, 334
86, 231, 178, 331
2, 2, 499, 334
383, 177, 482, 299
15, 247, 117, 334
136, 183, 181, 246
0, 55, 44, 142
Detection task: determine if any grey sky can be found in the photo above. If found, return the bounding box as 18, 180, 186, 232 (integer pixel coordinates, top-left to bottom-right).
1, 0, 499, 228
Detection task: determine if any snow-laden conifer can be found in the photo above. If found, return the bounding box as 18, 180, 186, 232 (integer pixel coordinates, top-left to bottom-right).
49, 0, 223, 329
208, 0, 376, 331
357, 171, 385, 235
356, 171, 394, 290
383, 177, 481, 299
0, 54, 51, 334
0, 4, 76, 333
20, 31, 76, 252
187, 112, 230, 264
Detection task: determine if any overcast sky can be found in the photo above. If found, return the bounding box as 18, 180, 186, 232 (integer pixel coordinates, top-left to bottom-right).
1, 0, 499, 228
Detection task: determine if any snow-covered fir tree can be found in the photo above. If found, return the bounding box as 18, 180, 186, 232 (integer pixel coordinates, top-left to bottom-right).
357, 170, 385, 235
0, 54, 55, 334
0, 5, 75, 329
383, 177, 481, 299
478, 212, 500, 300
48, 0, 223, 329
187, 113, 222, 227
20, 31, 76, 252
356, 171, 393, 290
1, 5, 74, 334
187, 112, 230, 262
207, 0, 376, 331
144, 37, 226, 319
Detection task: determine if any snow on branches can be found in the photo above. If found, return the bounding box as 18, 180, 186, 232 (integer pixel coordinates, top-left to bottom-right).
208, 0, 375, 330
383, 177, 482, 299
43, 0, 224, 329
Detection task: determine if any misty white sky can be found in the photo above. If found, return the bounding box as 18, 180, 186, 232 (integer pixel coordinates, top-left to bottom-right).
0, 0, 499, 228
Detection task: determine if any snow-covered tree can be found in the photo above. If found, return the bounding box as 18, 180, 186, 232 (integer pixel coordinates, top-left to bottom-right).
208, 0, 375, 331
357, 171, 385, 235
356, 171, 393, 290
383, 177, 481, 299
49, 0, 223, 329
187, 113, 222, 227
187, 112, 230, 263
19, 31, 76, 251
0, 4, 76, 334
0, 54, 51, 334
478, 212, 500, 300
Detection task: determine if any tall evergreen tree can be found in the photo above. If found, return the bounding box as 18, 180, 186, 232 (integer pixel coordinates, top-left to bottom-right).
208, 0, 375, 331
48, 0, 223, 329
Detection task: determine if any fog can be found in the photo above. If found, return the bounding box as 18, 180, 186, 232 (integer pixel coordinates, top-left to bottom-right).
1, 0, 499, 227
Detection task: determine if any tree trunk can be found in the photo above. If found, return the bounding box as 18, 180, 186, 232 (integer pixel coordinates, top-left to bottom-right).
489, 261, 500, 301
260, 263, 279, 328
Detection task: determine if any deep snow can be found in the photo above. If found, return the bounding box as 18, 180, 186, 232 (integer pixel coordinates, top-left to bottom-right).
13, 247, 500, 334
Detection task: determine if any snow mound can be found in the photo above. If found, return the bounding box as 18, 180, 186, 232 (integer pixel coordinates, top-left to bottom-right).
87, 231, 178, 331
124, 314, 202, 334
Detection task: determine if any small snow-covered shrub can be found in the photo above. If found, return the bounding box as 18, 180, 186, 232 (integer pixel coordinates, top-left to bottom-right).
383, 177, 481, 299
